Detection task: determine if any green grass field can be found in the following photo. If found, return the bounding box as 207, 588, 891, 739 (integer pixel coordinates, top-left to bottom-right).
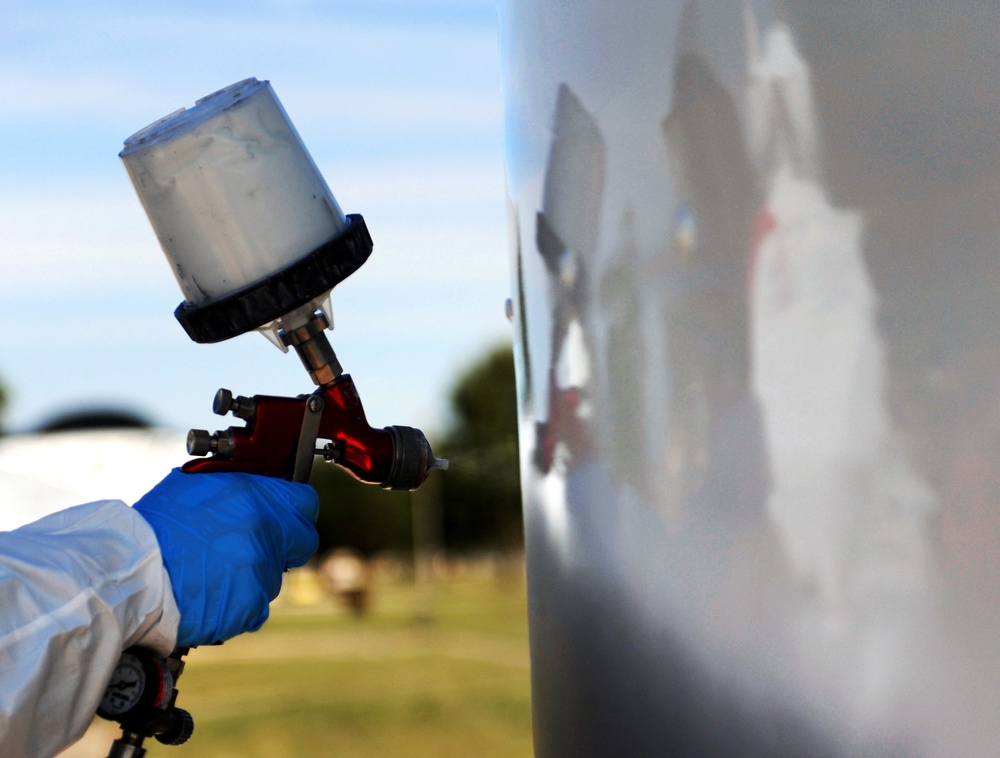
65, 568, 533, 758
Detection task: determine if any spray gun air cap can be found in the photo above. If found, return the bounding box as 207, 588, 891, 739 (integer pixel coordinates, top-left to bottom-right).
121, 78, 372, 346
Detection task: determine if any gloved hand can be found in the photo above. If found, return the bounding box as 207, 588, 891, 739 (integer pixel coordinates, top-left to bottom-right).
133, 468, 319, 647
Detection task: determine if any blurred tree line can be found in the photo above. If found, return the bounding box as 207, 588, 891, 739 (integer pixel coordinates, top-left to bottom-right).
311, 342, 521, 557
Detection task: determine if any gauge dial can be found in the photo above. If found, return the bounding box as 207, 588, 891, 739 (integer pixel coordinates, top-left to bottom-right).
99, 652, 146, 716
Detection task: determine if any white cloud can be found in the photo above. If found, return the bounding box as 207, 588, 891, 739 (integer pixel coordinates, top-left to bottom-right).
0, 180, 163, 293
0, 8, 503, 167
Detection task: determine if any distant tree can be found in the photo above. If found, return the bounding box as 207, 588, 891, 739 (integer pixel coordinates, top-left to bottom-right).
437, 342, 522, 551
37, 408, 151, 433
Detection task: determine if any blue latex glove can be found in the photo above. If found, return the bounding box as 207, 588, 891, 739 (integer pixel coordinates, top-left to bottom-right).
133, 468, 319, 647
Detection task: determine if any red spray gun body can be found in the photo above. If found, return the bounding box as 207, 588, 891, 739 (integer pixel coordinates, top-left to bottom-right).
183, 374, 442, 489
183, 377, 439, 488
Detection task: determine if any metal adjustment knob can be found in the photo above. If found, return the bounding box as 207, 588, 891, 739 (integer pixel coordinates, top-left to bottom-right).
155, 708, 194, 746
212, 388, 235, 416
187, 429, 217, 457
213, 388, 257, 420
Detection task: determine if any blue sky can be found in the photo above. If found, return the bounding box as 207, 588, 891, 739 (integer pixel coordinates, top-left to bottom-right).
0, 0, 510, 439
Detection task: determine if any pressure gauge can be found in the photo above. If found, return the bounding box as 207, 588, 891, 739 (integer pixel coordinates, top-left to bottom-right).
98, 649, 173, 723
99, 653, 146, 717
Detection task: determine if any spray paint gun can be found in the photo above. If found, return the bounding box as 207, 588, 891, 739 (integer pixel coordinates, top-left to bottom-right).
98, 78, 446, 757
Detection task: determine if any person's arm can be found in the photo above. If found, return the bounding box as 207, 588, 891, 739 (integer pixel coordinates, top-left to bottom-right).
0, 469, 319, 758
0, 500, 179, 758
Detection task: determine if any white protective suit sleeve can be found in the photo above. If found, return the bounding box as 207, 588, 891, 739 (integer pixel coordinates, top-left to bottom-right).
0, 499, 181, 758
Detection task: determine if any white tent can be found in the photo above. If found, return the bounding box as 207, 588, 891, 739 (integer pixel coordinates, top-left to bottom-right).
0, 428, 188, 531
